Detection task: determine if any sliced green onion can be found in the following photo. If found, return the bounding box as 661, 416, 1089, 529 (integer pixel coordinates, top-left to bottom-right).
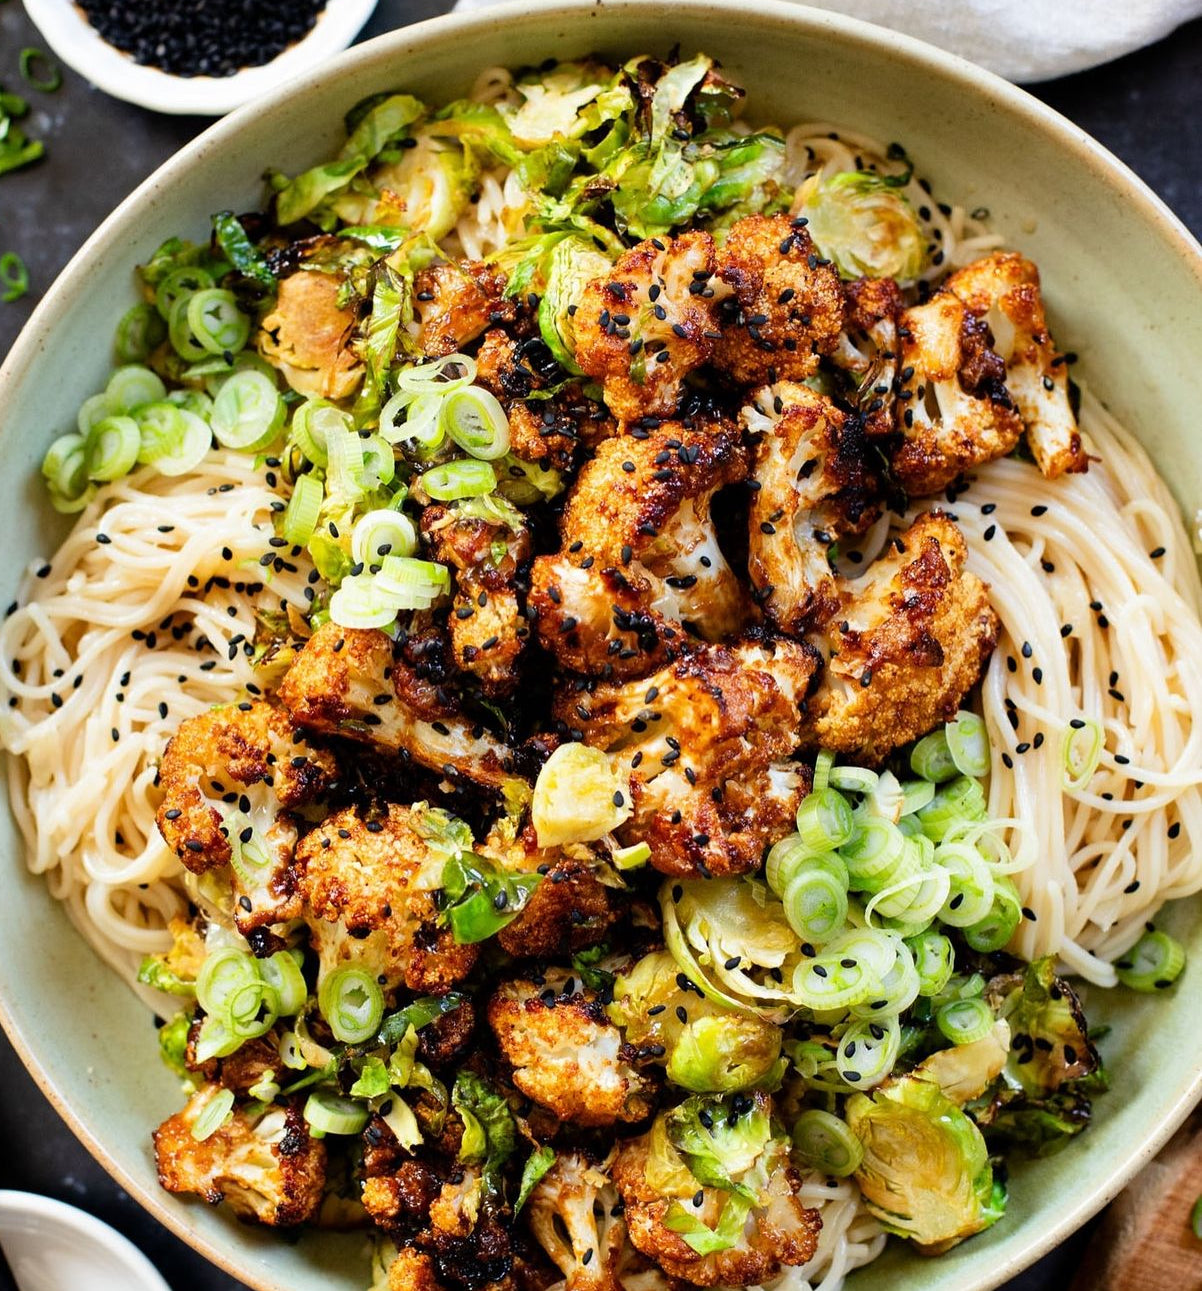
41, 432, 89, 500
907, 930, 955, 997
352, 509, 418, 567
167, 387, 214, 419
84, 415, 140, 482
319, 966, 385, 1044
812, 749, 835, 793
936, 841, 995, 928
397, 352, 477, 395
186, 288, 251, 356
0, 251, 29, 303
374, 555, 451, 608
77, 392, 115, 438
259, 950, 308, 1017
290, 400, 345, 468
823, 927, 898, 981
211, 370, 285, 452
193, 1013, 244, 1062
278, 1030, 308, 1071
421, 459, 496, 501
1063, 718, 1104, 792
766, 834, 846, 896
304, 1089, 370, 1137
282, 473, 324, 545
796, 787, 854, 852
916, 776, 987, 842
792, 954, 878, 1012
962, 875, 1023, 952
613, 841, 651, 870
115, 302, 167, 363
196, 947, 260, 1017
791, 1108, 862, 1176
946, 711, 990, 778
782, 865, 848, 946
190, 1088, 235, 1141
167, 294, 210, 361
441, 386, 511, 461
325, 426, 367, 503
226, 980, 278, 1040
190, 351, 277, 398
899, 779, 936, 816
935, 997, 994, 1046
850, 941, 920, 1018
328, 573, 399, 631
385, 391, 445, 452
1114, 929, 1185, 992
19, 48, 61, 93
840, 815, 910, 892
911, 728, 959, 782
137, 406, 211, 476
829, 765, 879, 795
360, 434, 397, 490
106, 364, 166, 414
836, 1016, 900, 1088
155, 265, 214, 319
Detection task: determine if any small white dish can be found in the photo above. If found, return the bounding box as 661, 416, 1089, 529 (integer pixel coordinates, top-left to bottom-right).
0, 1191, 171, 1291
20, 0, 380, 116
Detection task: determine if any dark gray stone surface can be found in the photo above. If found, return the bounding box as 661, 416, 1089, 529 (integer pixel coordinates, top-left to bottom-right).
0, 3, 1198, 1289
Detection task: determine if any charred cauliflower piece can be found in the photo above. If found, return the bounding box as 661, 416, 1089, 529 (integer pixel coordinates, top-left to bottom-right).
801, 513, 998, 761
294, 802, 477, 996
155, 701, 337, 934
561, 637, 818, 877
833, 275, 904, 438
530, 421, 749, 678
611, 1095, 821, 1287
259, 269, 363, 400
479, 818, 621, 959
476, 328, 615, 471
527, 1151, 627, 1291
414, 261, 515, 358
488, 970, 657, 1127
891, 291, 1022, 496
574, 231, 718, 421
946, 252, 1087, 478
711, 214, 843, 387
421, 501, 532, 698
744, 382, 881, 632
154, 1086, 325, 1226
277, 621, 520, 791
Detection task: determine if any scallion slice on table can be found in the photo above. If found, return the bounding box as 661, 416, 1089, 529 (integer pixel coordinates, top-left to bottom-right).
0, 251, 29, 303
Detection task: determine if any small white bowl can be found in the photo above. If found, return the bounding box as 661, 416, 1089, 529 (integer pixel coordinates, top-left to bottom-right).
21, 0, 380, 115
0, 1191, 171, 1291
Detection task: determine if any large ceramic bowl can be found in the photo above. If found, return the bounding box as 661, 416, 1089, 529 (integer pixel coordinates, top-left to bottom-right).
1, 3, 1200, 1289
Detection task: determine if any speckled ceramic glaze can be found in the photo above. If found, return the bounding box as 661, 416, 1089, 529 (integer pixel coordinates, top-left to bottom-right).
1, 3, 1200, 1289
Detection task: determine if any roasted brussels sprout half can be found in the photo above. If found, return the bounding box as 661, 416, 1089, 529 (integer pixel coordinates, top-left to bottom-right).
799, 171, 927, 282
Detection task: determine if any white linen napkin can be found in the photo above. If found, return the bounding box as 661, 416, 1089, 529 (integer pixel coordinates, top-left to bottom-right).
449, 0, 1202, 82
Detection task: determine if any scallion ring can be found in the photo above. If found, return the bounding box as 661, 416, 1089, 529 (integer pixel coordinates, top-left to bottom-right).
115, 302, 167, 364
396, 352, 477, 395
373, 555, 451, 609
935, 840, 996, 927
190, 1088, 235, 1141
1114, 929, 1186, 992
910, 728, 959, 782
795, 786, 854, 852
946, 710, 990, 778
613, 841, 651, 870
19, 47, 61, 92
0, 251, 29, 303
850, 940, 921, 1019
290, 400, 345, 468
211, 370, 285, 452
155, 265, 214, 319
277, 1029, 308, 1071
318, 966, 384, 1045
440, 386, 511, 461
304, 1089, 370, 1137
782, 865, 848, 946
328, 573, 400, 631
829, 764, 878, 795
167, 294, 211, 361
907, 929, 955, 997
359, 433, 397, 490
836, 1016, 901, 1088
137, 405, 211, 476
282, 473, 324, 546
935, 997, 994, 1046
790, 1108, 862, 1177
916, 775, 988, 842
840, 814, 911, 892
84, 415, 140, 482
351, 509, 418, 568
77, 392, 115, 438
196, 946, 260, 1017
421, 459, 497, 502
258, 950, 308, 1018
962, 875, 1023, 952
1063, 717, 1104, 792
186, 288, 251, 356
811, 749, 835, 793
106, 364, 166, 414
791, 954, 878, 1012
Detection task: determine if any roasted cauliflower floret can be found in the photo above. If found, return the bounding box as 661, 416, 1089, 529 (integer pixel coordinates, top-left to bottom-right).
259, 269, 363, 400
711, 214, 843, 386
155, 701, 337, 933
414, 260, 515, 358
833, 275, 904, 438
800, 513, 998, 761
294, 801, 478, 996
421, 500, 532, 697
560, 637, 818, 877
488, 971, 657, 1127
277, 621, 520, 791
154, 1086, 325, 1226
573, 231, 718, 421
388, 1248, 445, 1291
891, 291, 1022, 497
476, 328, 615, 471
744, 382, 881, 631
479, 818, 621, 959
529, 420, 749, 678
611, 1094, 821, 1286
527, 1151, 627, 1291
946, 251, 1087, 478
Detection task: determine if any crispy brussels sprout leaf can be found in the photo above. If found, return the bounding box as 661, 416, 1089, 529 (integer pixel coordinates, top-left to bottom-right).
343, 94, 426, 162
515, 1144, 557, 1213
211, 212, 276, 288
664, 1091, 773, 1197
377, 992, 467, 1047
912, 1020, 1011, 1105
848, 1074, 1002, 1251
800, 171, 927, 282
137, 956, 196, 997
441, 852, 542, 944
158, 1011, 193, 1082
451, 1070, 517, 1189
665, 1192, 753, 1255
538, 235, 613, 374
